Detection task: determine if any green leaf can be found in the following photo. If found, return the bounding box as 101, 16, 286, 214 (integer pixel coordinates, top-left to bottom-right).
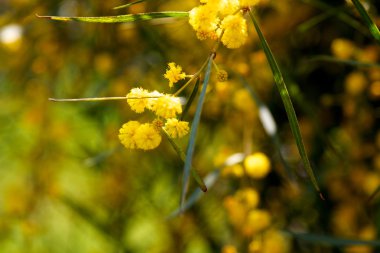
301, 0, 368, 36
181, 78, 200, 121
169, 153, 245, 218
249, 10, 322, 195
162, 130, 207, 192
36, 11, 189, 23
181, 55, 213, 209
351, 0, 380, 42
289, 232, 380, 247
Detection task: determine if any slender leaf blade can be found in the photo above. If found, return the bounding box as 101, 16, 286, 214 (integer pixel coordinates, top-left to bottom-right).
181, 78, 200, 121
162, 130, 207, 192
181, 56, 213, 209
249, 10, 322, 194
351, 0, 380, 42
37, 11, 189, 23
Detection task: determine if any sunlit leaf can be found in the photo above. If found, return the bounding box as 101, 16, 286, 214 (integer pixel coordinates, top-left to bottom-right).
181, 56, 213, 209
37, 11, 189, 23
249, 10, 322, 195
351, 0, 380, 42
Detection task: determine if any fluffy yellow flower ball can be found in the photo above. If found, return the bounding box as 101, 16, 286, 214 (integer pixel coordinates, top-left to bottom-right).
126, 87, 149, 113
244, 152, 271, 178
163, 118, 189, 138
189, 4, 220, 40
153, 95, 182, 119
221, 14, 248, 49
118, 121, 141, 149
134, 123, 162, 150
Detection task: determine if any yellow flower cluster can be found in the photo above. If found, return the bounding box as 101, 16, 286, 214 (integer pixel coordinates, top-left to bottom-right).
164, 62, 186, 88
126, 87, 182, 118
119, 85, 190, 150
119, 121, 162, 150
189, 0, 260, 48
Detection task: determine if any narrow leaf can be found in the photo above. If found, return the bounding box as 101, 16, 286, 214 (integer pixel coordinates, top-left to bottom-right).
181, 55, 213, 209
169, 153, 245, 218
289, 232, 380, 247
249, 10, 322, 195
351, 0, 380, 42
169, 170, 219, 218
162, 130, 207, 192
37, 11, 189, 23
181, 77, 200, 121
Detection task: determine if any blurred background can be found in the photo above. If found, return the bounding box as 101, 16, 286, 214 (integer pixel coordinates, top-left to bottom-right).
0, 0, 379, 252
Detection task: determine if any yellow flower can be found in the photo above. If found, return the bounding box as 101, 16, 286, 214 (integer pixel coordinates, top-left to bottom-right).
153, 95, 182, 119
189, 4, 220, 40
331, 38, 356, 60
217, 70, 228, 82
126, 87, 149, 113
221, 14, 248, 49
134, 123, 162, 150
219, 0, 240, 17
118, 121, 141, 149
244, 152, 271, 179
164, 62, 187, 88
235, 188, 260, 209
249, 229, 291, 253
244, 209, 271, 235
146, 90, 164, 111
163, 118, 189, 138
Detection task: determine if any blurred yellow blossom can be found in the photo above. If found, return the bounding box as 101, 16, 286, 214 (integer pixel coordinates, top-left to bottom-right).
243, 209, 271, 235
331, 38, 356, 59
244, 152, 271, 179
345, 71, 368, 96
249, 229, 290, 253
222, 245, 238, 253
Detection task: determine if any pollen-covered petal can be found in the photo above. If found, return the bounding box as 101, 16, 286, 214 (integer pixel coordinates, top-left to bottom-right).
118, 121, 141, 149
221, 14, 248, 49
189, 4, 220, 41
153, 95, 182, 119
126, 87, 149, 113
163, 118, 190, 138
146, 90, 164, 111
134, 123, 162, 150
